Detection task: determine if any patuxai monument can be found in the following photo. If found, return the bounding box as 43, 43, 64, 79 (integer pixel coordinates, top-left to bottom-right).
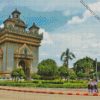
0, 9, 43, 79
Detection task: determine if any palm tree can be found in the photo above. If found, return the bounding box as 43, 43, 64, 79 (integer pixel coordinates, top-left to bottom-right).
61, 48, 75, 68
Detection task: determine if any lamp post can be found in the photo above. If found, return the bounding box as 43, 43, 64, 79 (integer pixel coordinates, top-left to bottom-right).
95, 58, 98, 81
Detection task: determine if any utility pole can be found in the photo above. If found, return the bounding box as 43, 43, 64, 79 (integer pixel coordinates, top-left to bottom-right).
95, 58, 98, 81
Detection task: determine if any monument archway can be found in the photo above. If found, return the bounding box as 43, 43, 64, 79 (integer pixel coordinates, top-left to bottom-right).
18, 59, 31, 80
15, 44, 33, 80
19, 60, 25, 73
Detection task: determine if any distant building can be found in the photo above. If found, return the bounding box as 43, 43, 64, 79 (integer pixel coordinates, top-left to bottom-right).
0, 9, 43, 79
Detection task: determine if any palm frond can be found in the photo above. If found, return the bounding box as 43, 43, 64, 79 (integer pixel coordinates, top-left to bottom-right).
65, 48, 69, 56
69, 56, 73, 60
60, 52, 65, 61
70, 52, 75, 58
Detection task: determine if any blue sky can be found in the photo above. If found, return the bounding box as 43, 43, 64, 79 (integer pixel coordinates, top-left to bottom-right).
0, 0, 100, 67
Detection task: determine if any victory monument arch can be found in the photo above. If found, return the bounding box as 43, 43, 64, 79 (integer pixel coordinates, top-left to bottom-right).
0, 9, 43, 79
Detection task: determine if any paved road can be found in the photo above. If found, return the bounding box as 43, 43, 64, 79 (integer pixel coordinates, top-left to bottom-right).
0, 90, 100, 100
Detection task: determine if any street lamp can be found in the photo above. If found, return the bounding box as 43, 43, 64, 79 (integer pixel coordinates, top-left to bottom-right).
95, 58, 98, 81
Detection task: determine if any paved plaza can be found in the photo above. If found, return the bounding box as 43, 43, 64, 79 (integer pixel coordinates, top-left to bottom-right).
0, 90, 100, 100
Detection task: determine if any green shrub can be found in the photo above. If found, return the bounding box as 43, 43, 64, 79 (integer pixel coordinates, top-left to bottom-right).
42, 80, 64, 84
11, 67, 25, 81
31, 73, 41, 80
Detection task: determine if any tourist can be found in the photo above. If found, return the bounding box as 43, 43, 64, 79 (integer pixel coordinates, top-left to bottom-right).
88, 79, 93, 93
93, 79, 98, 93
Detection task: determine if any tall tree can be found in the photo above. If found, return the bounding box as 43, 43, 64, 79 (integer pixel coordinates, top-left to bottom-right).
61, 48, 75, 68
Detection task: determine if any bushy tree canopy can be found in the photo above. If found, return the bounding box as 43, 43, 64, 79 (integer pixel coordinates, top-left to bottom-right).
68, 69, 77, 80
58, 66, 69, 79
74, 57, 94, 78
38, 59, 58, 79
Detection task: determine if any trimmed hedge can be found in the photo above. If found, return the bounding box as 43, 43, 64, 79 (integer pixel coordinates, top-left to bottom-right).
0, 80, 99, 88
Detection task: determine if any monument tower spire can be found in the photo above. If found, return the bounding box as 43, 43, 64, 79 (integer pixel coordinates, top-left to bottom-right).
12, 9, 21, 19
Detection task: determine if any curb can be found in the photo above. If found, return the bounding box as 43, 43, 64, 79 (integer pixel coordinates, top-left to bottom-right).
0, 87, 99, 96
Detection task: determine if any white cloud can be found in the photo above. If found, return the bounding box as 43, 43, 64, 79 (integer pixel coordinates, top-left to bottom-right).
68, 1, 100, 24
39, 28, 53, 45
0, 24, 4, 28
40, 30, 100, 66
68, 16, 85, 24
50, 32, 100, 60
40, 52, 48, 56
89, 1, 100, 12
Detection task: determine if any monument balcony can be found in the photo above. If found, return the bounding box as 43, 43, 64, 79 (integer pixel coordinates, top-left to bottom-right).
14, 54, 33, 60
0, 72, 10, 75
3, 26, 43, 40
